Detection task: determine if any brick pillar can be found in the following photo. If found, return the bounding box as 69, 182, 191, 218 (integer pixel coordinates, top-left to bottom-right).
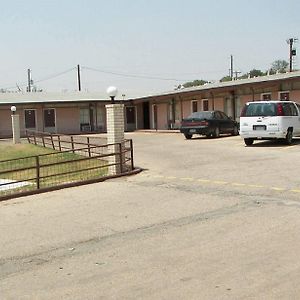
11, 114, 21, 144
106, 104, 125, 175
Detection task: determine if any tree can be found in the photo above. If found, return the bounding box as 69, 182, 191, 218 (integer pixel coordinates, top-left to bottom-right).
220, 76, 232, 82
248, 69, 266, 77
220, 69, 265, 82
176, 79, 208, 89
270, 60, 289, 74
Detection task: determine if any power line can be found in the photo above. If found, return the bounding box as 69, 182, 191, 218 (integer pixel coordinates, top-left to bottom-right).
0, 67, 76, 91
34, 67, 76, 83
0, 65, 230, 92
82, 66, 199, 82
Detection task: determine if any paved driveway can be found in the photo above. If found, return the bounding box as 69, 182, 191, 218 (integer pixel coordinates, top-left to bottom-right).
1, 133, 300, 299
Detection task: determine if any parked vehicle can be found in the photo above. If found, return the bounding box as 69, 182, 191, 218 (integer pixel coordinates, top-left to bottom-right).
239, 100, 300, 146
180, 111, 239, 139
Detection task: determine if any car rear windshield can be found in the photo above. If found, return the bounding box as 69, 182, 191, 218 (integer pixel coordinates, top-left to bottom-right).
242, 103, 277, 117
187, 112, 213, 119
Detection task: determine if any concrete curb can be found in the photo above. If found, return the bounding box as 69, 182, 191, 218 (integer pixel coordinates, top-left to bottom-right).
0, 168, 143, 203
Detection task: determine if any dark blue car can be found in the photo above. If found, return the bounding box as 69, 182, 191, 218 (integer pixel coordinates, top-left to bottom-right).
180, 111, 239, 139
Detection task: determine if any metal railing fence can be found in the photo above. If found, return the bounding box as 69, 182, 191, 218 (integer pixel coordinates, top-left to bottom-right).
0, 131, 134, 200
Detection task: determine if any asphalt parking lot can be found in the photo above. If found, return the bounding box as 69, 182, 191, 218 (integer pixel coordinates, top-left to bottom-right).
1, 132, 300, 299
131, 132, 300, 195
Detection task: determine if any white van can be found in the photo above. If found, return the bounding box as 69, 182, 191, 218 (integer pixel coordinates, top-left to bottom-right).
239, 100, 300, 146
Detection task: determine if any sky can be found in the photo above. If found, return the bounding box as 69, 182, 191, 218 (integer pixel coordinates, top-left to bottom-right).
1, 0, 300, 98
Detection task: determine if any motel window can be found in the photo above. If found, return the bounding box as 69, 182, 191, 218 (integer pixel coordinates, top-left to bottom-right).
96, 107, 105, 128
44, 109, 55, 127
202, 99, 209, 111
261, 93, 271, 101
80, 108, 91, 131
191, 100, 198, 113
24, 109, 36, 128
280, 92, 290, 101
80, 108, 90, 124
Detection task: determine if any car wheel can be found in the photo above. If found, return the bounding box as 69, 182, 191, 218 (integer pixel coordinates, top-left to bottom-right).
232, 125, 239, 136
213, 127, 220, 138
184, 133, 193, 139
285, 129, 293, 145
244, 138, 254, 146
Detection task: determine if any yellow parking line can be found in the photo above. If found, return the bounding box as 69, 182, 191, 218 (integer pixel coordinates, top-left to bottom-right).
270, 187, 285, 191
197, 179, 211, 183
248, 184, 265, 188
180, 177, 194, 181
232, 183, 246, 186
212, 181, 227, 185
150, 174, 300, 195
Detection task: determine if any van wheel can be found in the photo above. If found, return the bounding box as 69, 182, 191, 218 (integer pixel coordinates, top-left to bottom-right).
184, 134, 192, 139
244, 138, 254, 146
213, 127, 220, 138
285, 129, 293, 145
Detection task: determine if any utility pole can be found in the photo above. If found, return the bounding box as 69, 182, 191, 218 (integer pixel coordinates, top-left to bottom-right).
287, 38, 298, 72
77, 64, 81, 91
234, 70, 241, 80
27, 69, 32, 92
230, 55, 234, 80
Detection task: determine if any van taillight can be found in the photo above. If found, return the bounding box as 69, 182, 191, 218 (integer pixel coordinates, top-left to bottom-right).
276, 103, 284, 116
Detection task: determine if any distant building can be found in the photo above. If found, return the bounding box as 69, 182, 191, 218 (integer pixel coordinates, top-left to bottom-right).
131, 71, 300, 130
1, 71, 300, 137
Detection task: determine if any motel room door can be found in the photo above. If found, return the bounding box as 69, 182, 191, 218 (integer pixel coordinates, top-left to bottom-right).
153, 103, 168, 130
43, 108, 56, 133
24, 109, 37, 131
125, 106, 136, 131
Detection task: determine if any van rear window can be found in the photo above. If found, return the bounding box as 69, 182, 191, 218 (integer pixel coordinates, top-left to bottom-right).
241, 103, 277, 117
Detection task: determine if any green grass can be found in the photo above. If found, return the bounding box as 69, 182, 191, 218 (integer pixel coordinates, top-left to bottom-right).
0, 143, 55, 161
0, 142, 108, 196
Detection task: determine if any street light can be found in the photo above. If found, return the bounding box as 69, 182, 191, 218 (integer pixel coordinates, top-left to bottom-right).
10, 106, 16, 115
106, 86, 118, 103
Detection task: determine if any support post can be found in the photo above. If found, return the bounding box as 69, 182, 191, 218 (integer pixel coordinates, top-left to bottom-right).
87, 137, 91, 157
11, 114, 21, 144
58, 135, 62, 151
50, 134, 55, 150
71, 136, 75, 153
36, 156, 40, 189
130, 139, 134, 171
42, 135, 45, 147
106, 104, 125, 175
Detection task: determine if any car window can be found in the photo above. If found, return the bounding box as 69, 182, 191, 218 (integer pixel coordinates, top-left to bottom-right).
282, 103, 292, 116
214, 111, 222, 119
243, 103, 276, 117
188, 111, 213, 119
281, 103, 298, 116
220, 112, 230, 119
289, 103, 299, 116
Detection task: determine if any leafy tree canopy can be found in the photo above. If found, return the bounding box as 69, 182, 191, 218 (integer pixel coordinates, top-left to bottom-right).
248, 69, 266, 77
220, 76, 232, 82
270, 60, 289, 74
